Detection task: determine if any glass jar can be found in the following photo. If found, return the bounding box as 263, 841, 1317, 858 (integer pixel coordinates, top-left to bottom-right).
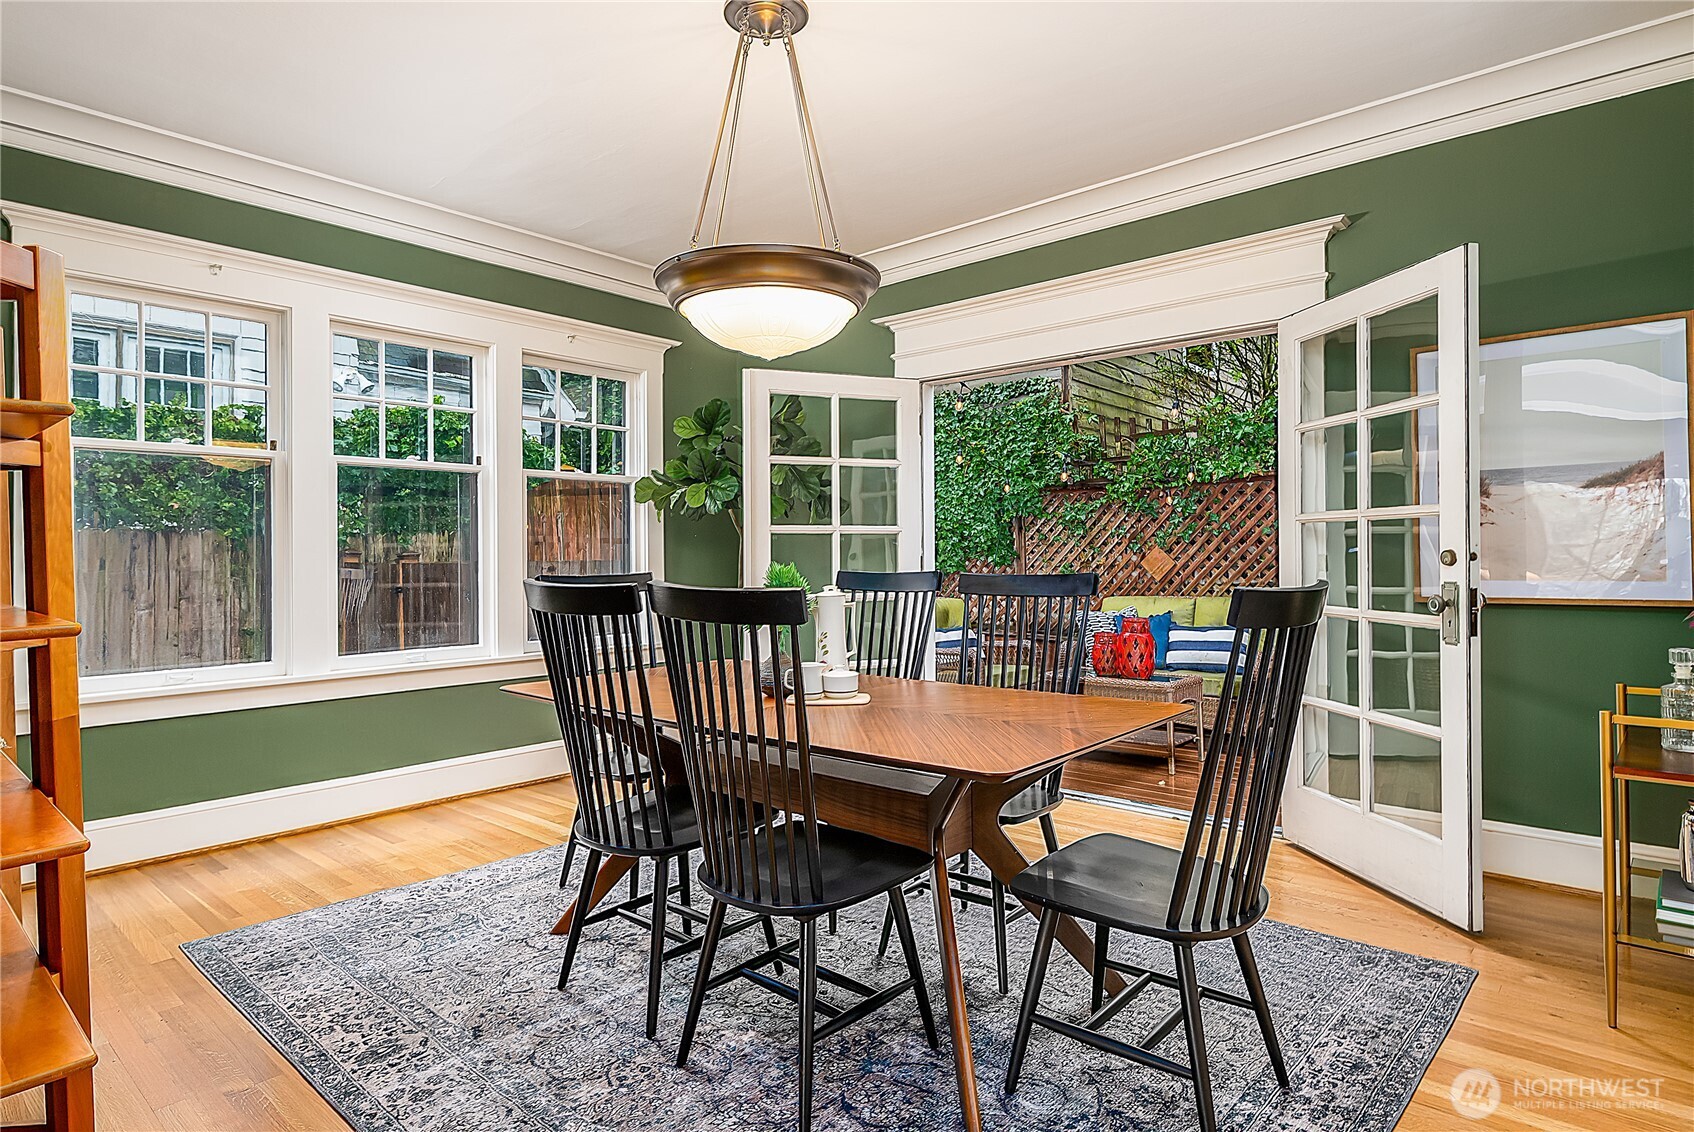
1661, 648, 1694, 752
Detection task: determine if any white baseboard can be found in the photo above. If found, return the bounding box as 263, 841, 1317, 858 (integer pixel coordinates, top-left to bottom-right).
82, 742, 567, 872
1480, 819, 1677, 893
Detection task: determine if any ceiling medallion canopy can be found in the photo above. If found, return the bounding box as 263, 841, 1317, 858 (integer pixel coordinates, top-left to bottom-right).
655, 0, 880, 361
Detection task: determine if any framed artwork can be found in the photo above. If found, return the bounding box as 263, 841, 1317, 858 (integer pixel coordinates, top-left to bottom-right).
1416, 312, 1692, 604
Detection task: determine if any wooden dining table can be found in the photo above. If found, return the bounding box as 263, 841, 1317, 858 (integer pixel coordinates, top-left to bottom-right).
504, 670, 1185, 1132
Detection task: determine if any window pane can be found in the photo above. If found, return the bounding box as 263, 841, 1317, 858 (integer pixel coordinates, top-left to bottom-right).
840, 466, 896, 526
210, 315, 268, 384
598, 377, 626, 426
432, 350, 473, 408
559, 426, 591, 473
522, 419, 555, 471
383, 342, 430, 403
558, 372, 593, 423
771, 463, 831, 525
143, 306, 206, 378
73, 450, 271, 675
211, 386, 268, 448
771, 393, 829, 457
770, 532, 831, 594
71, 294, 139, 370
69, 373, 138, 440
839, 397, 897, 459
334, 400, 379, 457
841, 532, 898, 573
384, 404, 428, 461
526, 477, 632, 577
337, 466, 478, 654
332, 335, 380, 396
143, 378, 205, 444
432, 409, 473, 464
596, 428, 624, 475
522, 365, 557, 420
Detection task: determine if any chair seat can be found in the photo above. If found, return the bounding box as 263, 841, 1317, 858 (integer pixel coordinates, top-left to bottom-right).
1009, 833, 1268, 941
998, 778, 1062, 825
574, 786, 699, 857
701, 820, 932, 915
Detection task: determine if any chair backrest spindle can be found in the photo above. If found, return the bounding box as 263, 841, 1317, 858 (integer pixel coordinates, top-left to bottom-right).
836, 569, 940, 680
956, 572, 1098, 694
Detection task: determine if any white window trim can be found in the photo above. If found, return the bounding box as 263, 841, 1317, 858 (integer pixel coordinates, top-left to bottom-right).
6, 204, 675, 728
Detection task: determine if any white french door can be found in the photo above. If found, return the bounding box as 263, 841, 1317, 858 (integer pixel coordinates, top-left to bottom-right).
743, 370, 924, 589
1278, 245, 1483, 931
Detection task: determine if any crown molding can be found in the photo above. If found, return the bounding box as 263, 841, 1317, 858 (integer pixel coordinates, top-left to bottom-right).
0, 87, 670, 305
868, 12, 1694, 285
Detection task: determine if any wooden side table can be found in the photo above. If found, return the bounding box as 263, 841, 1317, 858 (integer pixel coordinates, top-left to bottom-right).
1083, 672, 1205, 772
1599, 685, 1694, 1028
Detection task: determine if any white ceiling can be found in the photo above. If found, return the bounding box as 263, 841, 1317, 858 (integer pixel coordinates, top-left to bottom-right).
0, 1, 1684, 272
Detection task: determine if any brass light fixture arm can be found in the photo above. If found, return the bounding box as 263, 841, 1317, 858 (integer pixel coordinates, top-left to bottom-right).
782, 29, 833, 250
692, 21, 755, 249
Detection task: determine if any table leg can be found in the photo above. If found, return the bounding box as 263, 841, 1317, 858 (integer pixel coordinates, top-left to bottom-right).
551, 853, 637, 935
929, 848, 982, 1132
1165, 710, 1177, 775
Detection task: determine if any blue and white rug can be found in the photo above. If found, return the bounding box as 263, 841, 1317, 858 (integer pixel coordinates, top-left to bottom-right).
183, 843, 1474, 1131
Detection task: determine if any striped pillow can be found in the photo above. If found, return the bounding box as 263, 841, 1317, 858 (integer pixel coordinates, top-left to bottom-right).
1164, 626, 1240, 672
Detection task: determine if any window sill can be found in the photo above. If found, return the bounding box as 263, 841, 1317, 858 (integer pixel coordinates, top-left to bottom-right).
30, 654, 550, 730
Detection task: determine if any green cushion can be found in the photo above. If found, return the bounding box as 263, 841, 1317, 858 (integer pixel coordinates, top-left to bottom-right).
1193, 595, 1232, 627
935, 597, 965, 630
1162, 668, 1235, 698
1102, 595, 1196, 626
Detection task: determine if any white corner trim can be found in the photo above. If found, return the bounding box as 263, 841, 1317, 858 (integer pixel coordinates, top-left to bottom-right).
0, 87, 669, 306
82, 742, 568, 872
869, 13, 1694, 284
876, 215, 1346, 380
1480, 818, 1678, 893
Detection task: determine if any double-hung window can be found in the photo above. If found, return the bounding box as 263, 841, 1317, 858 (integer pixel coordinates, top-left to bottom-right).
331, 329, 481, 657
520, 361, 636, 585
66, 289, 278, 679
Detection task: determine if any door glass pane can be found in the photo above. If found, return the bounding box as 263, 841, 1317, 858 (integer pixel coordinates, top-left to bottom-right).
1371, 622, 1442, 725
840, 466, 897, 526
1369, 294, 1439, 407
1298, 422, 1357, 512
1300, 321, 1357, 421
1301, 520, 1359, 607
1370, 723, 1442, 836
839, 397, 897, 459
1368, 407, 1437, 509
771, 463, 832, 525
770, 532, 832, 594
842, 532, 898, 573
770, 393, 830, 457
1309, 616, 1359, 706
1368, 516, 1440, 613
1301, 707, 1360, 803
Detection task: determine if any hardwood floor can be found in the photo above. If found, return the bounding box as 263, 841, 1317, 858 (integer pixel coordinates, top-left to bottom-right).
3, 778, 1689, 1131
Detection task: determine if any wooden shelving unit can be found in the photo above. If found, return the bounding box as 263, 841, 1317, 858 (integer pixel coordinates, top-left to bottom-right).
1, 241, 95, 1129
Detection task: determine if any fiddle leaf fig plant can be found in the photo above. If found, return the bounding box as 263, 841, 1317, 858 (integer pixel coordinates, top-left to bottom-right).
634, 397, 746, 578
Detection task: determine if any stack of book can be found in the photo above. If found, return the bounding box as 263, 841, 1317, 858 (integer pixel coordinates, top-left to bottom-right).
1655, 870, 1694, 946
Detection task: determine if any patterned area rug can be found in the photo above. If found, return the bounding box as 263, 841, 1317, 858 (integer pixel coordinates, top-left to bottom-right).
183, 842, 1474, 1132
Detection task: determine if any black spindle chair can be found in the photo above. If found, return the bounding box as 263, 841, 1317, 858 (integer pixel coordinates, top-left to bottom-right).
534, 571, 659, 891
527, 577, 703, 1040
880, 571, 1098, 993
837, 569, 941, 680
652, 582, 939, 1132
1004, 584, 1326, 1132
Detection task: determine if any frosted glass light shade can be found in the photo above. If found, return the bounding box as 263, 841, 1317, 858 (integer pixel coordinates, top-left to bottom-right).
679, 285, 858, 361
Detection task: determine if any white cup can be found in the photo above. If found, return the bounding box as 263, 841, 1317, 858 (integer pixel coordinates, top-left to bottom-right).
822, 667, 860, 698
799, 661, 828, 697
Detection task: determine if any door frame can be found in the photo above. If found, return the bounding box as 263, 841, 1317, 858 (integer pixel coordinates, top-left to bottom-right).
1276, 244, 1483, 931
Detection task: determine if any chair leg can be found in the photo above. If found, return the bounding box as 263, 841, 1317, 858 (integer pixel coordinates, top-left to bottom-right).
876, 901, 896, 959
1005, 906, 1059, 1094
1234, 933, 1289, 1088
828, 910, 837, 935
1174, 943, 1218, 1132
762, 916, 784, 974
629, 857, 642, 901
990, 875, 1010, 996
797, 918, 819, 1132
558, 847, 603, 991
1039, 813, 1060, 855
558, 831, 578, 888
1091, 925, 1109, 1012
888, 887, 939, 1049
677, 852, 694, 936
644, 855, 670, 1040
676, 898, 728, 1068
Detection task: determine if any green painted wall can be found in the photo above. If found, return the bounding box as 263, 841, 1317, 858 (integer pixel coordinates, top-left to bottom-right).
862, 82, 1694, 844
5, 79, 1692, 840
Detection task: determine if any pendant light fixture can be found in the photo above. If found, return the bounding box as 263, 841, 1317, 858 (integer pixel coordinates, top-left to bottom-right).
655, 0, 879, 361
